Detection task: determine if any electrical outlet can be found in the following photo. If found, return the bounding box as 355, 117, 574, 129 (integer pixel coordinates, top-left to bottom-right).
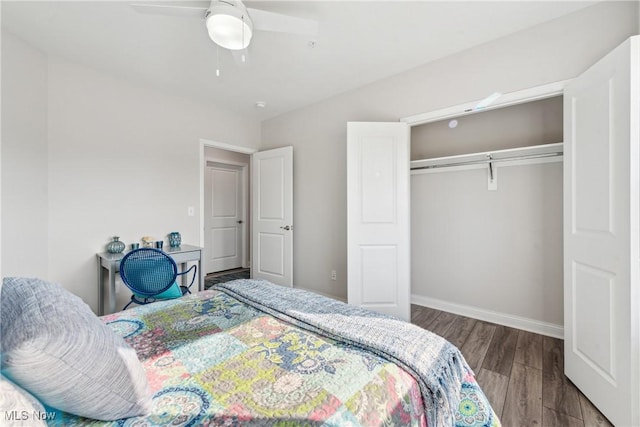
188, 206, 195, 216
331, 270, 337, 281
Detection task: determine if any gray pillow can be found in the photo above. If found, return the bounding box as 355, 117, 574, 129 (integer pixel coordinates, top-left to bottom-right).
0, 277, 151, 421
0, 376, 47, 427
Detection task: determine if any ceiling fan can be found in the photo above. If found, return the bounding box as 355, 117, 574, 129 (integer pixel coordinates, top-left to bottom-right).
131, 0, 319, 51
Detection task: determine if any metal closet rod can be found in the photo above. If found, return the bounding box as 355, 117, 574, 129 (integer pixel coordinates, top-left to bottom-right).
410, 151, 563, 171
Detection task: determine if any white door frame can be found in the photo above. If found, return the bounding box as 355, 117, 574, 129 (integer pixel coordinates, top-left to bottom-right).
204, 159, 249, 270
199, 139, 257, 269
400, 79, 570, 127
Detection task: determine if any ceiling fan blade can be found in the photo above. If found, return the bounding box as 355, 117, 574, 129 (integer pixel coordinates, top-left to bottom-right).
130, 3, 207, 19
231, 48, 251, 65
247, 7, 318, 35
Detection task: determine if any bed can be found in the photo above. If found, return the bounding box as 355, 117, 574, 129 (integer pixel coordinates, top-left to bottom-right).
3, 278, 500, 427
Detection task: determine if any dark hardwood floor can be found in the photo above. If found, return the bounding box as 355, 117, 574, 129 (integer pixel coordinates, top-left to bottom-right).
410, 304, 613, 427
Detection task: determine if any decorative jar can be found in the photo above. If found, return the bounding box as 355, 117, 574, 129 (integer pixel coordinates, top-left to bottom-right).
168, 232, 182, 248
106, 236, 126, 254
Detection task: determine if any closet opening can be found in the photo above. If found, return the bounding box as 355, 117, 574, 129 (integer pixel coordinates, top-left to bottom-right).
408, 94, 565, 336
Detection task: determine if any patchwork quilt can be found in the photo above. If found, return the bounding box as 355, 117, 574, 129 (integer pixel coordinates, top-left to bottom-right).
53, 287, 500, 426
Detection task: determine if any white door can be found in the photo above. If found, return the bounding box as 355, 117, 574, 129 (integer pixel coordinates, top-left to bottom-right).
347, 122, 411, 321
251, 146, 293, 287
564, 36, 639, 426
204, 163, 244, 273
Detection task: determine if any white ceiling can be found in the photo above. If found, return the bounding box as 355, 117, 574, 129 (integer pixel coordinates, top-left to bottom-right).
3, 1, 597, 121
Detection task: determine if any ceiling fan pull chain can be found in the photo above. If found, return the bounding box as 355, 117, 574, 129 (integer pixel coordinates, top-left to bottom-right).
241, 14, 245, 51
216, 45, 221, 77
241, 17, 246, 63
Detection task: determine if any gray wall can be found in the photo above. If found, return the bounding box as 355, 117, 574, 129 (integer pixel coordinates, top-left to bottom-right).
260, 1, 638, 327
411, 96, 563, 159
1, 32, 261, 312
1, 33, 49, 279
411, 162, 564, 326
204, 147, 252, 165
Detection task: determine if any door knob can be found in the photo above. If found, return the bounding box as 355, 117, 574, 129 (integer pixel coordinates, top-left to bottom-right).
280, 225, 291, 231
237, 220, 243, 224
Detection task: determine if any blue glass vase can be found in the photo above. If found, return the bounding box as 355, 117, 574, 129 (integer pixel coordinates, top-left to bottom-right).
106, 236, 125, 254
168, 232, 181, 248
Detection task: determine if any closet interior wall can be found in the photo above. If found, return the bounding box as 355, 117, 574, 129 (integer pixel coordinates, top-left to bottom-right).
410, 96, 564, 334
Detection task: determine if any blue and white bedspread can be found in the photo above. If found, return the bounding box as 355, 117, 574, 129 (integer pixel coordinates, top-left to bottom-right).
216, 280, 473, 427
55, 279, 500, 427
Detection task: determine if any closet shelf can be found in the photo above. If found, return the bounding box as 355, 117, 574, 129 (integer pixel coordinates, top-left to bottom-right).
410, 142, 563, 171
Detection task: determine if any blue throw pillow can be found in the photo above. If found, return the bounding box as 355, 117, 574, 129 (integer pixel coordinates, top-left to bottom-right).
135, 281, 182, 300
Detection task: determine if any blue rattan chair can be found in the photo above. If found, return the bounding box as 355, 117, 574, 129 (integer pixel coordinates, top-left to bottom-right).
119, 247, 197, 310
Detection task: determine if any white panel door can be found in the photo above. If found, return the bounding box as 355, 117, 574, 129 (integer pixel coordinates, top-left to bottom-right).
204, 163, 243, 273
251, 147, 293, 287
347, 122, 410, 321
564, 36, 639, 426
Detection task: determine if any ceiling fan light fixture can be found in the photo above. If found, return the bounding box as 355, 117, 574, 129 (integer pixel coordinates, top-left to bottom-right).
206, 2, 253, 50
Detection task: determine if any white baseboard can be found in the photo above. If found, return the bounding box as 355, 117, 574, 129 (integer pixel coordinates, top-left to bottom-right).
411, 294, 564, 339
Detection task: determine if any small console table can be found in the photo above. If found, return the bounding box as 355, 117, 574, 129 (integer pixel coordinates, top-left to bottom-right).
96, 244, 204, 315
